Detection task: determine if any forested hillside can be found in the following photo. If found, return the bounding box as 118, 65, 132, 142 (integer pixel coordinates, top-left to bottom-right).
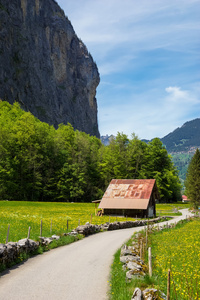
161, 118, 200, 153
0, 101, 181, 202
161, 119, 200, 186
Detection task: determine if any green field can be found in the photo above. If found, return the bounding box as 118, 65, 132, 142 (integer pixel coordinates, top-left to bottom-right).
109, 217, 199, 300
0, 201, 190, 244
150, 218, 200, 299
0, 201, 135, 243
156, 202, 190, 216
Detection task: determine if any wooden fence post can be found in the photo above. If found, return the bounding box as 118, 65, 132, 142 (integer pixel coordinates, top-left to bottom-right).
40, 220, 42, 237
78, 219, 80, 226
140, 239, 143, 259
148, 247, 152, 277
146, 228, 148, 248
142, 238, 145, 257
50, 219, 52, 234
67, 219, 69, 231
27, 226, 31, 239
167, 269, 171, 300
6, 225, 10, 244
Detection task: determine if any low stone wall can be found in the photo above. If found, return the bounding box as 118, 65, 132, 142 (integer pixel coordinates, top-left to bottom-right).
0, 216, 167, 271
0, 239, 39, 267
119, 242, 166, 300
75, 216, 168, 236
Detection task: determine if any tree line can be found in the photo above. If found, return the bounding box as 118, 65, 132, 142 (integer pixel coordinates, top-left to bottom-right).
0, 101, 182, 202
185, 148, 200, 209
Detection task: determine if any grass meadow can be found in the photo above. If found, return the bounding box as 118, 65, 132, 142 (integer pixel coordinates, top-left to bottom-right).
150, 218, 200, 299
109, 217, 200, 300
0, 200, 190, 244
0, 201, 135, 243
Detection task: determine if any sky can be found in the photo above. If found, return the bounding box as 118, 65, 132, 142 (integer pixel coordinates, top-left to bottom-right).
56, 0, 200, 140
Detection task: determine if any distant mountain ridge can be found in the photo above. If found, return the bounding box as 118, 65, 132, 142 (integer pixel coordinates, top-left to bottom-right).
101, 118, 200, 153
161, 118, 200, 153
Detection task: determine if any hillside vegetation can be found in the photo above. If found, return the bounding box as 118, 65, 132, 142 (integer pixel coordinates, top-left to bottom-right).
161, 118, 200, 153
0, 101, 181, 202
162, 119, 200, 187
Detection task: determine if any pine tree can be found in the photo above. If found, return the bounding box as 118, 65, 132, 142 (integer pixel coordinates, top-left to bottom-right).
185, 148, 200, 209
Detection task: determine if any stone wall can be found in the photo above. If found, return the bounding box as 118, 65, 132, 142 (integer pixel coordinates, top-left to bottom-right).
0, 217, 167, 271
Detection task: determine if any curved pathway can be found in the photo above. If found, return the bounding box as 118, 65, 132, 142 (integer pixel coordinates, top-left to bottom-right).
0, 209, 192, 300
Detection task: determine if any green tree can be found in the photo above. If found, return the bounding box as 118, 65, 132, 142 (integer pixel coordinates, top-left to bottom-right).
185, 148, 200, 209
127, 134, 148, 179
142, 138, 181, 202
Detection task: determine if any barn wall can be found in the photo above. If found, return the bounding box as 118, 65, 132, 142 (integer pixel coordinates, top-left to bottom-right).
103, 209, 148, 218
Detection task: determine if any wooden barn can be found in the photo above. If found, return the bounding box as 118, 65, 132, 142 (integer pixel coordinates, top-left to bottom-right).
182, 195, 190, 203
98, 179, 160, 218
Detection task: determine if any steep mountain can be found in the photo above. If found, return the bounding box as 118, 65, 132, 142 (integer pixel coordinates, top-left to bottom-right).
160, 119, 200, 185
0, 0, 100, 137
100, 134, 115, 146
142, 119, 200, 186
161, 118, 200, 153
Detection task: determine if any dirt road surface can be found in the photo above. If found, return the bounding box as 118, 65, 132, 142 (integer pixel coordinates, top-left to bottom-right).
0, 209, 192, 300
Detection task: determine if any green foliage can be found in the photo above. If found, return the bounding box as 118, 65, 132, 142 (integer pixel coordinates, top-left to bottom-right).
171, 152, 193, 189
185, 148, 200, 209
99, 134, 181, 202
0, 101, 181, 203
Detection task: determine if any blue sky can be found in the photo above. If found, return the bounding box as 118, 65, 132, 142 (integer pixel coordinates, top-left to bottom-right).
56, 0, 200, 140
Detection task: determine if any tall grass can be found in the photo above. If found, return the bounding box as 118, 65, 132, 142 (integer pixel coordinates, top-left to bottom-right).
150, 218, 200, 299
0, 201, 190, 243
109, 217, 199, 300
0, 201, 135, 243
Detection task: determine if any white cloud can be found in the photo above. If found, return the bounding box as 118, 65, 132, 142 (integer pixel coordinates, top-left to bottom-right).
165, 86, 199, 104
98, 85, 200, 140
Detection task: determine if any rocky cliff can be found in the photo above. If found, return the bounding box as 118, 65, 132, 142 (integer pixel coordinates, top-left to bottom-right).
0, 0, 100, 137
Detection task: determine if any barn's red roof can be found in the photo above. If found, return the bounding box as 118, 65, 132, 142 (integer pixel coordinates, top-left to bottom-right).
99, 179, 158, 210
182, 195, 190, 201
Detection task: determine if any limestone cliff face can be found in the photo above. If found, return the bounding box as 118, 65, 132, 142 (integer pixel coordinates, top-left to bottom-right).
0, 0, 100, 137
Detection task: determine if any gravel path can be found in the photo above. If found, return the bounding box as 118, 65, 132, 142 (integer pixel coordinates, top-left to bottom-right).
0, 209, 192, 300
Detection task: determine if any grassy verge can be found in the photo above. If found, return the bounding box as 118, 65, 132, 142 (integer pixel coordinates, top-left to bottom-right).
109, 238, 159, 300
109, 217, 200, 300
149, 218, 200, 299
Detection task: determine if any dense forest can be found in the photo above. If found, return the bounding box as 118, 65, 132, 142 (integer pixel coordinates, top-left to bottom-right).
0, 101, 182, 202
